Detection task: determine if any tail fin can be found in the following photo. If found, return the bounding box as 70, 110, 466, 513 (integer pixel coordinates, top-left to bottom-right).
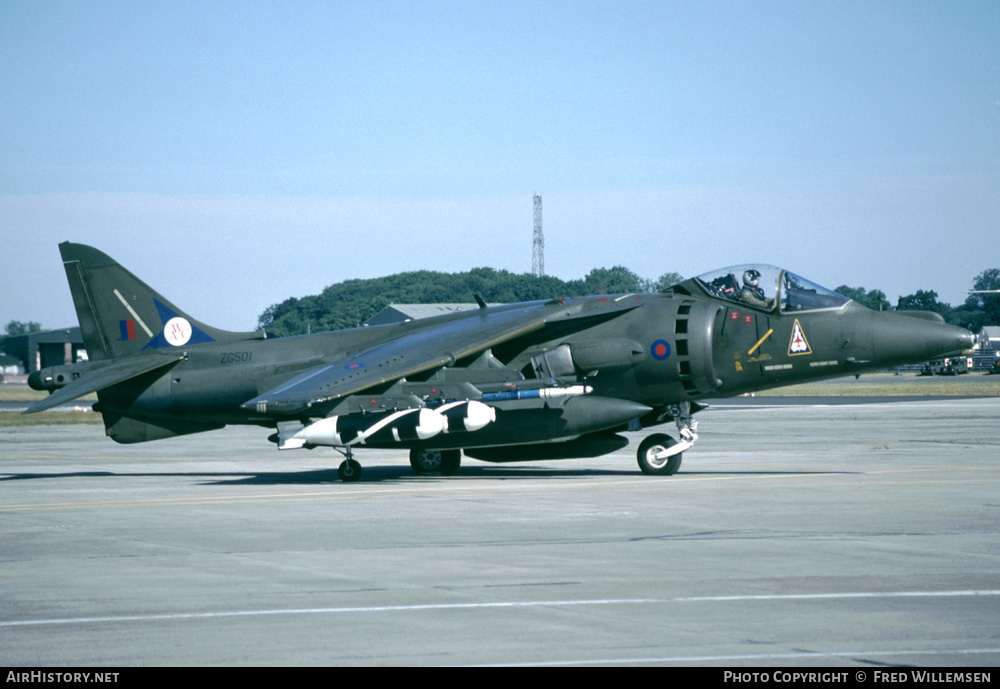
59, 242, 261, 360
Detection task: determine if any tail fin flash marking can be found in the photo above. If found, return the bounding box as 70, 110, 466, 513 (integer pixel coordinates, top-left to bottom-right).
120, 318, 136, 341
113, 289, 154, 337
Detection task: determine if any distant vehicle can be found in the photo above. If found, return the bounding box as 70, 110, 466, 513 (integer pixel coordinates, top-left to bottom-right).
921, 357, 972, 376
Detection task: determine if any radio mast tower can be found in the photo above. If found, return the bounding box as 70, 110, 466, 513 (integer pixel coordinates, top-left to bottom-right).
532, 193, 544, 277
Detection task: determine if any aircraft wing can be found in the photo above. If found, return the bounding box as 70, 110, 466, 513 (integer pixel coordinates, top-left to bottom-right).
243, 300, 641, 416
24, 353, 184, 414
243, 304, 549, 415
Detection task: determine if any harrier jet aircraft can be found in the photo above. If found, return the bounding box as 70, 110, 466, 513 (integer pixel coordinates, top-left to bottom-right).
28, 243, 974, 481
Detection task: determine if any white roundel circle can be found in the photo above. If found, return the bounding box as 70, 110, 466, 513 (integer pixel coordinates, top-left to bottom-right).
163, 317, 193, 346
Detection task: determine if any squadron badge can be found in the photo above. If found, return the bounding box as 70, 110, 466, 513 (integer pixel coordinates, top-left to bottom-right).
788, 319, 812, 356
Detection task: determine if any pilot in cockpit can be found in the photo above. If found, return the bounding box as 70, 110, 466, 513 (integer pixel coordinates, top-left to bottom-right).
739, 269, 770, 309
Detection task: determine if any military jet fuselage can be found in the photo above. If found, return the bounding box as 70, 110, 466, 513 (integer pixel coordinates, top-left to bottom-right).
28, 244, 974, 481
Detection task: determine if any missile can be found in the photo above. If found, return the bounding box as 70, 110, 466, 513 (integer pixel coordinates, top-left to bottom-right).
435, 400, 496, 433
480, 385, 592, 403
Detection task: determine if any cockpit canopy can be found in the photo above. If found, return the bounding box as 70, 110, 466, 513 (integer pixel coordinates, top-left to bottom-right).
690, 265, 850, 313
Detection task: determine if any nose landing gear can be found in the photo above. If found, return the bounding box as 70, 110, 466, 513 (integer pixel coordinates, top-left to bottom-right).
635, 404, 698, 476
636, 433, 684, 475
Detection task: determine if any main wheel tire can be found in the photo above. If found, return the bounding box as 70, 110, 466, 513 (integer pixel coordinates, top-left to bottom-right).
636, 433, 683, 476
410, 448, 442, 473
410, 449, 461, 475
438, 450, 461, 476
411, 448, 442, 474
338, 458, 362, 482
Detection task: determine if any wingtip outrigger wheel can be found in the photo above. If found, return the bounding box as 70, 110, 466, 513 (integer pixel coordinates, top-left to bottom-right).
337, 445, 362, 482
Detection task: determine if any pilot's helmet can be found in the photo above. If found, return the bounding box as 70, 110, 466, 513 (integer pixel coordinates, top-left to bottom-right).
743, 269, 761, 288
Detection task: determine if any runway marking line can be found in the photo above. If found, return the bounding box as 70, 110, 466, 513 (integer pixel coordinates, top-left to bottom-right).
3, 589, 999, 628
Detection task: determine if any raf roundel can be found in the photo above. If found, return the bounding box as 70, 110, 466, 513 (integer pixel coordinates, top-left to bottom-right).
163, 317, 193, 347
650, 339, 671, 361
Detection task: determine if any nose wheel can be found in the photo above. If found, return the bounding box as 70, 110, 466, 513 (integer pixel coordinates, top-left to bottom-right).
636, 433, 684, 475
635, 404, 698, 476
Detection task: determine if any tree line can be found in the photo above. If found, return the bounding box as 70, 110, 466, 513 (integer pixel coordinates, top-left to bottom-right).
257, 267, 683, 337
256, 266, 999, 338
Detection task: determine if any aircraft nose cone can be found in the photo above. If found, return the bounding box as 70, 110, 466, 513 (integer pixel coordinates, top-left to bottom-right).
872, 314, 975, 368
933, 323, 975, 355
959, 328, 977, 351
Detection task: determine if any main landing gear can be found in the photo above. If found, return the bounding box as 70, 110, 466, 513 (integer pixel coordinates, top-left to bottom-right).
409, 448, 461, 476
334, 447, 462, 482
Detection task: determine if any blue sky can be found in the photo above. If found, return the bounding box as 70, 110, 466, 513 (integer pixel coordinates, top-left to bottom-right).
3, 1, 998, 331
